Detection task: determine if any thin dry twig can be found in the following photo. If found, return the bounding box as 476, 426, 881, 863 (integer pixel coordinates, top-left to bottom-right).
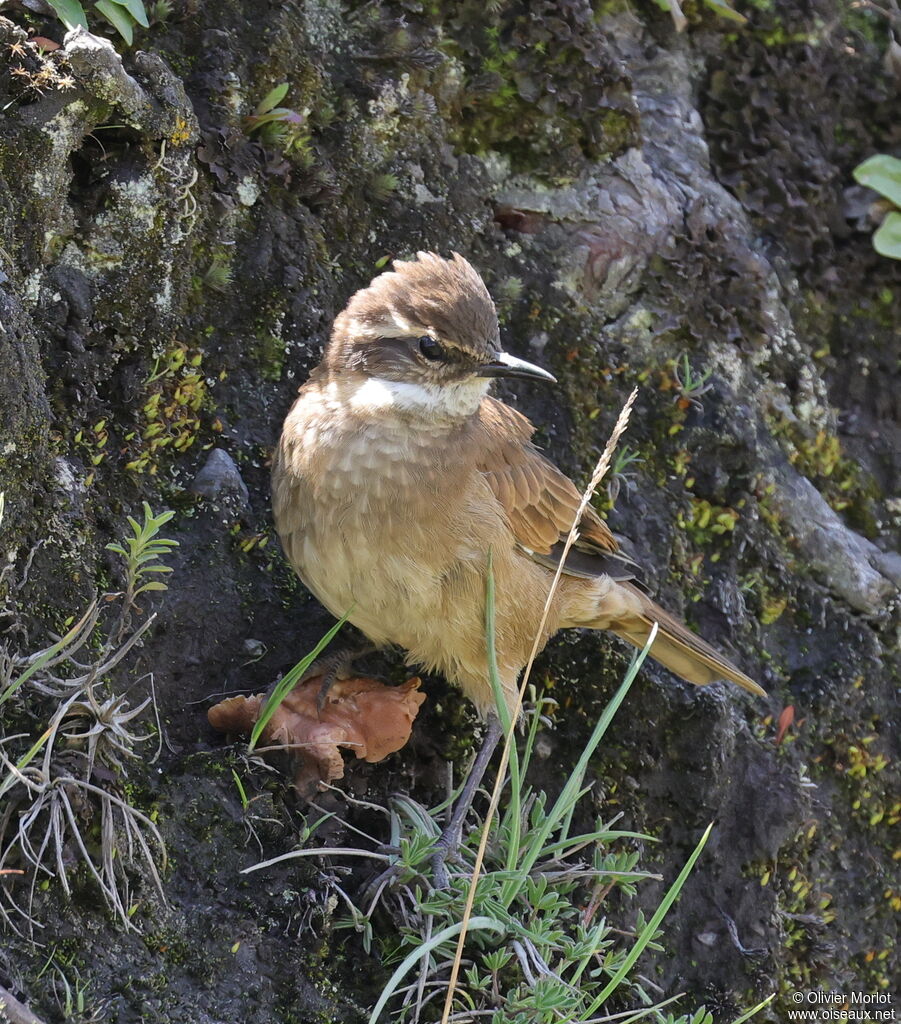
440, 388, 640, 1024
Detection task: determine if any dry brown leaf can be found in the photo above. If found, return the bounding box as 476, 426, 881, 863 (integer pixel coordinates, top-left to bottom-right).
775, 704, 795, 746
208, 675, 426, 797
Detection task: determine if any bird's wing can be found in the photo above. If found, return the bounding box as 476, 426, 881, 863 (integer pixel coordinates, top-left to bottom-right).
475, 398, 641, 582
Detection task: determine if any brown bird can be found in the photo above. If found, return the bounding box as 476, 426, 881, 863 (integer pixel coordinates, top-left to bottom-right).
272, 252, 764, 867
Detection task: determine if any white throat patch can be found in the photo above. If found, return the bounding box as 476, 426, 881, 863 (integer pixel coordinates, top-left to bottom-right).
348, 376, 489, 419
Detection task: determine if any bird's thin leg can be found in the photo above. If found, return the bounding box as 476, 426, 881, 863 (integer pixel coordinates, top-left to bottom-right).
431, 714, 504, 888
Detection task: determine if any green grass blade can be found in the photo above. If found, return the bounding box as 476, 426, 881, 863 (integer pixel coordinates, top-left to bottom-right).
729, 993, 775, 1024
248, 611, 350, 750
554, 630, 655, 846
0, 603, 96, 708
368, 916, 505, 1024
484, 556, 521, 874
510, 624, 658, 901
583, 992, 686, 1024
584, 821, 714, 1013
518, 686, 545, 778
0, 726, 53, 799
231, 770, 248, 811
540, 829, 657, 858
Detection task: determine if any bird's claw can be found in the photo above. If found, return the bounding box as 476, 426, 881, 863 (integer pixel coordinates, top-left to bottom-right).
270, 644, 377, 715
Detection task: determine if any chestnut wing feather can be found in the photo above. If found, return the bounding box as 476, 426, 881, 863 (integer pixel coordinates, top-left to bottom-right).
476, 398, 640, 582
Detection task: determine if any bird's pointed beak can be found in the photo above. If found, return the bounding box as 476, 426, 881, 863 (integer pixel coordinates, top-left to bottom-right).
476, 351, 557, 384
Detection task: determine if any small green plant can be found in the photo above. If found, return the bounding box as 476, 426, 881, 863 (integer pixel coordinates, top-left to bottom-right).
202, 258, 232, 293
677, 497, 740, 554
367, 172, 400, 203
0, 503, 176, 936
106, 502, 178, 623
606, 444, 644, 505
62, 689, 155, 774
672, 353, 714, 411
46, 0, 150, 45
853, 154, 901, 260
243, 580, 767, 1024
147, 0, 171, 25
494, 276, 524, 305
125, 343, 212, 475
47, 962, 109, 1024
245, 83, 313, 162
494, 277, 525, 324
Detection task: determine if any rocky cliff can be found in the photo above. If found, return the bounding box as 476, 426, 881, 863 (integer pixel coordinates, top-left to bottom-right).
0, 0, 898, 1020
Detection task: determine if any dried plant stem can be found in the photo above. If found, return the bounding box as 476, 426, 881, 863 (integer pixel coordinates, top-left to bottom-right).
440, 387, 640, 1024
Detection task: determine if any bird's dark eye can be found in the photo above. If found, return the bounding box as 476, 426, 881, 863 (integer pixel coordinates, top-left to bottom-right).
418, 336, 446, 361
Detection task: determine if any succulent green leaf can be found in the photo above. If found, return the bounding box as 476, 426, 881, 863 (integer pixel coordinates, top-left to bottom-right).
94, 0, 135, 43
47, 0, 89, 29
853, 154, 901, 208
255, 83, 290, 116
108, 0, 149, 26
872, 210, 901, 260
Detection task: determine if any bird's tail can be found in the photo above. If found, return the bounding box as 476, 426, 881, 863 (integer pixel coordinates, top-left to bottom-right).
603, 583, 766, 697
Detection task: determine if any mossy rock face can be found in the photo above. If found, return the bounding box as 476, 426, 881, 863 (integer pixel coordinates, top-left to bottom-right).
0, 0, 898, 1021
432, 0, 639, 175
0, 289, 51, 533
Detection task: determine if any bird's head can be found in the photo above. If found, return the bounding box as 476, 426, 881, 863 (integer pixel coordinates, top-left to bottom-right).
324, 252, 555, 420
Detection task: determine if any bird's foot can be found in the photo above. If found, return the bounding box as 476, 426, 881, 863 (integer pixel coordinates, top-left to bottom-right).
357, 824, 460, 900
